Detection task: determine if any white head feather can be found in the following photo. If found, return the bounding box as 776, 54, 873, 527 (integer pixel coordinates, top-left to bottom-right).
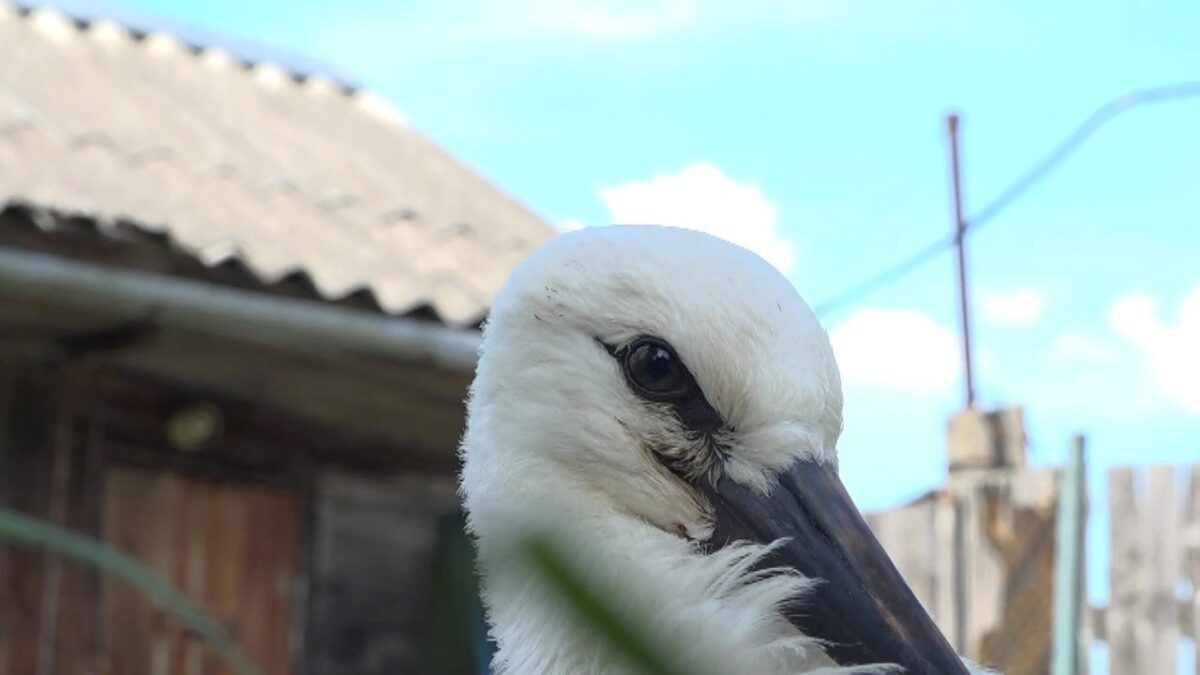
459, 225, 993, 675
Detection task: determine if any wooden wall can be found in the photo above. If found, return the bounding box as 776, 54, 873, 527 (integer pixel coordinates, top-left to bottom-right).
867, 469, 1059, 675
306, 472, 460, 675
0, 361, 472, 675
102, 466, 303, 675
0, 363, 106, 675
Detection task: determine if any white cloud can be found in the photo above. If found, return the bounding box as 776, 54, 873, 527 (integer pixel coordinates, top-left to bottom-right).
829, 309, 960, 391
1109, 288, 1200, 413
979, 289, 1046, 325
1109, 294, 1162, 347
559, 218, 587, 232
597, 162, 795, 273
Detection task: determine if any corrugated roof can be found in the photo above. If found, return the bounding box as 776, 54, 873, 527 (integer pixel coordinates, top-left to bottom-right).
0, 2, 555, 325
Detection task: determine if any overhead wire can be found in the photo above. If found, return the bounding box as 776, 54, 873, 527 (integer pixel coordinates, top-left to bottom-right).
810, 234, 954, 316
811, 79, 1200, 318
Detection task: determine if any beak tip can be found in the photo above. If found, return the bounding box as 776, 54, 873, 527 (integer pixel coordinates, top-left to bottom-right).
701, 460, 970, 674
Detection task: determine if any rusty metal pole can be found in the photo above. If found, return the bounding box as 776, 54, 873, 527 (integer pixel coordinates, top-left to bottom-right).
947, 113, 976, 408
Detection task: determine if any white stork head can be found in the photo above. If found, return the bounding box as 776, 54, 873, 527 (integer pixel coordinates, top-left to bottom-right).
460, 225, 973, 674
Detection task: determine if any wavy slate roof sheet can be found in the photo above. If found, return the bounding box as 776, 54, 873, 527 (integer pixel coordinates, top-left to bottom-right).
0, 2, 555, 325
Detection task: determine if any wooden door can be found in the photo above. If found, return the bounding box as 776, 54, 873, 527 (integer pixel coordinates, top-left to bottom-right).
101, 466, 301, 675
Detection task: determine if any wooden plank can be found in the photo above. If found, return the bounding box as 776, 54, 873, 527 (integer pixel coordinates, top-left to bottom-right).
35, 411, 73, 675
961, 481, 996, 662
67, 419, 106, 675
1187, 465, 1200, 675
0, 368, 56, 675
237, 485, 301, 675
307, 471, 458, 675
869, 498, 939, 619
102, 465, 301, 675
1089, 600, 1196, 648
1082, 602, 1101, 675
103, 466, 174, 675
957, 480, 1001, 663
1143, 466, 1180, 674
932, 493, 961, 651
870, 468, 1057, 675
44, 412, 105, 675
0, 362, 15, 675
868, 492, 968, 648
1108, 467, 1140, 675
2, 371, 111, 675
969, 472, 1057, 675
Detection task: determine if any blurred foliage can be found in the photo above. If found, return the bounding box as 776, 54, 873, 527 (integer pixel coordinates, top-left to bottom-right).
519, 533, 695, 675
0, 505, 262, 675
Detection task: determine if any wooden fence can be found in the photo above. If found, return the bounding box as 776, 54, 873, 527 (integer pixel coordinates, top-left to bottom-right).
867, 468, 1060, 675
868, 462, 1200, 675
1087, 464, 1200, 675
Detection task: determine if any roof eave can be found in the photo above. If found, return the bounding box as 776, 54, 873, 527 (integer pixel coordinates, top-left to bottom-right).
0, 244, 482, 374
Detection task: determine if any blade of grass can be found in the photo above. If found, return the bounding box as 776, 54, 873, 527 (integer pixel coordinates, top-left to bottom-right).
521, 534, 696, 675
0, 505, 263, 675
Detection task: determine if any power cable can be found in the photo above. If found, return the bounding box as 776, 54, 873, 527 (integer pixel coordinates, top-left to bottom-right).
812, 80, 1200, 318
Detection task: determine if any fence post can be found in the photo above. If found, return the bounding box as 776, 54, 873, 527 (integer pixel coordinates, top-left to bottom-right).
1052, 435, 1086, 675
1188, 466, 1200, 675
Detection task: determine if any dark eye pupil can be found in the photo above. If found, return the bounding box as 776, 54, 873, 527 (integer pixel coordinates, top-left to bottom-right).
645, 348, 672, 381
624, 339, 690, 399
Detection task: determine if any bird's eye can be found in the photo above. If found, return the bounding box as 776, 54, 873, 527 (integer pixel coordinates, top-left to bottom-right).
623, 338, 691, 400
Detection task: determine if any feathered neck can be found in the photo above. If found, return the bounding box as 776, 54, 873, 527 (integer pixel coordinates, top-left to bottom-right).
468, 498, 883, 675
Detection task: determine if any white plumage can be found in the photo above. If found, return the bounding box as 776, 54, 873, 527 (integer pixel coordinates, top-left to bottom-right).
459, 225, 994, 675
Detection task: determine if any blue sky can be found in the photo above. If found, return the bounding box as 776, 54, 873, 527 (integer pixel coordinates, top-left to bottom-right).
69, 0, 1199, 616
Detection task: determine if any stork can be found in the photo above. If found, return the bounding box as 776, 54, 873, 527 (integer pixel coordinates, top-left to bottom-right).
460, 225, 992, 674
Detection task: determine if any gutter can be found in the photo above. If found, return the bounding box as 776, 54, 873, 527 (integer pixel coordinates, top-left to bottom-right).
0, 246, 481, 373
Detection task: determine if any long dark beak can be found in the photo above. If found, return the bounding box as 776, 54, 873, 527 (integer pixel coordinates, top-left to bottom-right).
700, 461, 968, 674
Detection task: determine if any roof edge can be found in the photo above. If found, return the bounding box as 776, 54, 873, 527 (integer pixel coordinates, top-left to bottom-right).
7, 0, 364, 92
0, 244, 482, 373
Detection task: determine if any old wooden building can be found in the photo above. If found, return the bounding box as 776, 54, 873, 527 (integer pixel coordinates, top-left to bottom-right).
0, 3, 553, 674
866, 407, 1063, 675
